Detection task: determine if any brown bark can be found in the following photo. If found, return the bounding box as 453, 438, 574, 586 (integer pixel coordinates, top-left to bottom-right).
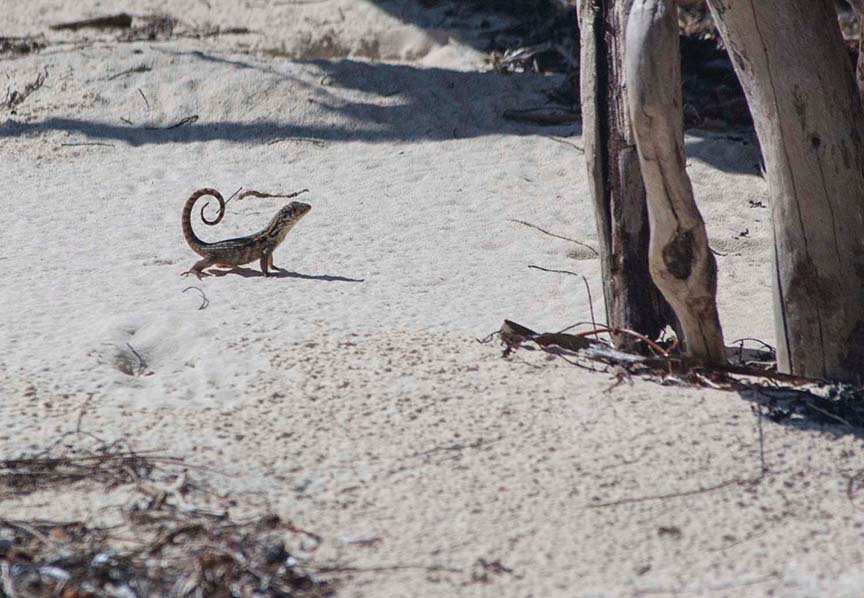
624, 0, 726, 365
577, 0, 677, 349
706, 0, 864, 382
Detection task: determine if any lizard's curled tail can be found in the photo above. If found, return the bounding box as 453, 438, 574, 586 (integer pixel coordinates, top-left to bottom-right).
182, 188, 226, 256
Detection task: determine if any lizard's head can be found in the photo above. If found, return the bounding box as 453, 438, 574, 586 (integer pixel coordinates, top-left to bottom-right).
276, 201, 311, 225
268, 201, 311, 241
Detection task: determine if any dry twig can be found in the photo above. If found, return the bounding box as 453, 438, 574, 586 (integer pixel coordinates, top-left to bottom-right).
144, 114, 198, 129
125, 342, 149, 376
0, 437, 333, 597
268, 137, 329, 147
60, 142, 115, 148
106, 64, 152, 80
3, 68, 48, 111
509, 218, 599, 256
182, 286, 210, 310
527, 265, 599, 336
137, 88, 150, 111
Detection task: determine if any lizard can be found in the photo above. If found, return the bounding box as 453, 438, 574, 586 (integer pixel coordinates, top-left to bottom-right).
181, 187, 311, 279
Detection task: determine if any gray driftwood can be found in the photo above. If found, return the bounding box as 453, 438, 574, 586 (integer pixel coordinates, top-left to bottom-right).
709, 0, 864, 382
706, 0, 864, 382
577, 0, 676, 350
624, 0, 726, 365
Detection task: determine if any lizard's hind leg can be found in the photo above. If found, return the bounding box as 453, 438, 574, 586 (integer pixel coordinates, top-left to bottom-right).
182, 257, 216, 279
267, 254, 284, 272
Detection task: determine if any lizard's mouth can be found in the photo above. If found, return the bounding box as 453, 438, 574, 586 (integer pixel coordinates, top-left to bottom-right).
295, 202, 312, 216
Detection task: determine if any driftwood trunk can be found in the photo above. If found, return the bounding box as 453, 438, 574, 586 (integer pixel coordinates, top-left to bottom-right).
624, 0, 726, 365
577, 0, 676, 350
706, 0, 864, 382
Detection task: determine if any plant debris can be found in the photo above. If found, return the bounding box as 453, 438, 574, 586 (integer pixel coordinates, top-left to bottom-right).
482, 319, 864, 429
485, 3, 579, 75
3, 68, 48, 111
0, 435, 334, 597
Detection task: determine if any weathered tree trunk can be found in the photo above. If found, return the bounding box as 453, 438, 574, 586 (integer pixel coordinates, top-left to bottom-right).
625, 0, 726, 365
577, 0, 677, 350
706, 0, 864, 382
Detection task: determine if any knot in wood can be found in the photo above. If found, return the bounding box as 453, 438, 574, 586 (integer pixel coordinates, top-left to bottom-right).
662, 229, 695, 280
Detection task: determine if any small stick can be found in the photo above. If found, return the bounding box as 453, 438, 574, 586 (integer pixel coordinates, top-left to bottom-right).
201, 186, 243, 218
804, 400, 854, 428
560, 324, 669, 357
527, 265, 599, 337
317, 564, 462, 575
236, 188, 309, 201
60, 142, 114, 147
587, 477, 753, 508
409, 437, 501, 459
555, 321, 611, 334
200, 187, 308, 222
164, 114, 198, 128
145, 115, 198, 130
137, 88, 150, 111
730, 337, 776, 355
527, 264, 580, 277
106, 65, 151, 81
546, 136, 585, 152
510, 219, 599, 256
125, 342, 148, 376
182, 286, 210, 310
267, 137, 328, 147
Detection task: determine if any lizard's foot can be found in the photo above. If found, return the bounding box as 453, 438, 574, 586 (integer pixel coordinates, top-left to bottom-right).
270, 264, 284, 272
181, 269, 208, 279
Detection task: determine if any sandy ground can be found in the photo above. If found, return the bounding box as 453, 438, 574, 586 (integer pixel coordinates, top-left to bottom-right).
2, 1, 863, 596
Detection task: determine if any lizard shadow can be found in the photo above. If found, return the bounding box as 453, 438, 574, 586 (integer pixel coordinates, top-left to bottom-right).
212, 266, 364, 283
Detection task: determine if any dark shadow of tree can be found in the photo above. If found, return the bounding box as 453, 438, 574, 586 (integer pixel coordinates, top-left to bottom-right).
0, 56, 576, 146
737, 385, 864, 441
2, 46, 757, 175
685, 130, 764, 176
362, 0, 558, 54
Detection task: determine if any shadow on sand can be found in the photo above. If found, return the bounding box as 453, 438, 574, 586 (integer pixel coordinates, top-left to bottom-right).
210, 266, 364, 283
1, 56, 576, 145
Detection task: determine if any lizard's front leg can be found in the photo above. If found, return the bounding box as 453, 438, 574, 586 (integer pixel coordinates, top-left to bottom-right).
259, 253, 272, 277
182, 257, 216, 279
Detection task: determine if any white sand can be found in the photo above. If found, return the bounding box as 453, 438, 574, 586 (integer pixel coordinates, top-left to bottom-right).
2, 1, 862, 596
